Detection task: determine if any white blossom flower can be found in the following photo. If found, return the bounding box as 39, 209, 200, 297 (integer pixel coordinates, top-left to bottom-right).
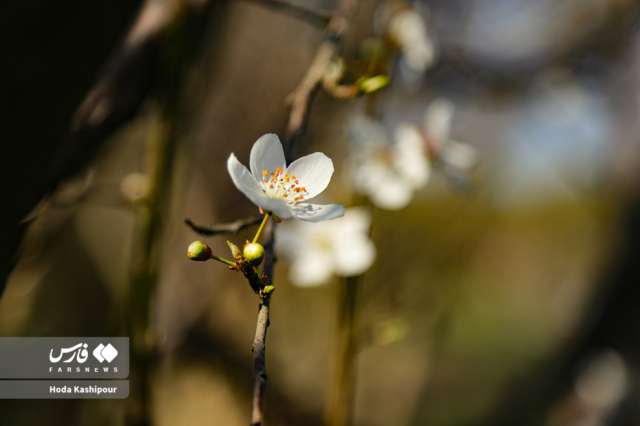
420, 98, 478, 175
387, 99, 478, 191
388, 9, 435, 73
227, 134, 345, 222
277, 207, 376, 287
348, 115, 430, 210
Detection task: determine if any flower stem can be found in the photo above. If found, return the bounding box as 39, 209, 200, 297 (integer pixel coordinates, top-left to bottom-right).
253, 212, 271, 243
210, 253, 236, 267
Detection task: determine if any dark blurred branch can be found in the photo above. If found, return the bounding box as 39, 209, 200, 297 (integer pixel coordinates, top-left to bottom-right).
242, 0, 331, 27
46, 0, 218, 196
128, 1, 197, 425
185, 215, 264, 236
325, 276, 360, 426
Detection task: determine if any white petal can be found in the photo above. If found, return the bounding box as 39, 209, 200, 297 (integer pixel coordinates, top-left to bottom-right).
351, 159, 383, 193
389, 10, 426, 47
369, 177, 414, 210
289, 250, 334, 287
353, 158, 392, 194
333, 207, 372, 235
228, 154, 292, 218
285, 153, 334, 199
249, 134, 286, 178
275, 222, 301, 258
333, 235, 376, 277
349, 115, 389, 147
425, 98, 454, 148
403, 40, 434, 72
394, 124, 431, 188
290, 203, 345, 222
227, 154, 266, 200
443, 140, 478, 170
260, 198, 293, 219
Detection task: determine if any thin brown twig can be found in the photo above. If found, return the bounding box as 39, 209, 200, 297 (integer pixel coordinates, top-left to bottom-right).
184, 214, 264, 236
235, 254, 268, 296
251, 220, 275, 426
284, 0, 358, 161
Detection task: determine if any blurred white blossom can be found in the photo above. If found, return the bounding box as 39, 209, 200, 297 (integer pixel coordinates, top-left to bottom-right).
348, 115, 430, 210
388, 9, 435, 73
277, 207, 376, 287
347, 99, 477, 207
422, 98, 478, 172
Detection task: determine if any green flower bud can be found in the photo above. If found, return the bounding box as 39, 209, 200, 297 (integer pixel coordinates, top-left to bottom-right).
264, 285, 275, 294
358, 75, 390, 93
227, 241, 241, 258
243, 243, 265, 266
187, 241, 212, 261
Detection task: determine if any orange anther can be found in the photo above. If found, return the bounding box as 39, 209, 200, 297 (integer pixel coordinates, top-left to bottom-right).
276, 167, 283, 173
269, 184, 274, 189
262, 170, 268, 176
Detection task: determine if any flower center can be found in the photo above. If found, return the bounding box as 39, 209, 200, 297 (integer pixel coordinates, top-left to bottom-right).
259, 168, 309, 204
374, 147, 395, 166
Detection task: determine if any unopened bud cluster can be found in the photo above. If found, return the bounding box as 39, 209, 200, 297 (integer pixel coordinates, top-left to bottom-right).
186, 237, 271, 297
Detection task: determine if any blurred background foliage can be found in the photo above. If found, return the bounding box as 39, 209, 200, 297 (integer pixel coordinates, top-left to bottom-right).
2, 0, 640, 425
